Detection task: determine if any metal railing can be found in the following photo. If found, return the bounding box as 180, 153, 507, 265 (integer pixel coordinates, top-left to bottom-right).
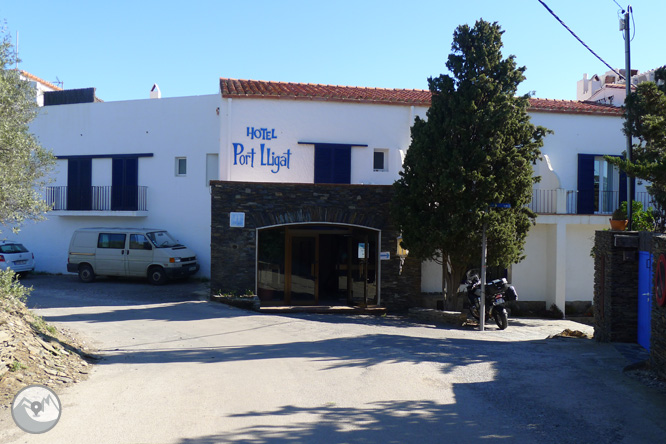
526, 189, 557, 214
528, 188, 657, 215
46, 186, 148, 211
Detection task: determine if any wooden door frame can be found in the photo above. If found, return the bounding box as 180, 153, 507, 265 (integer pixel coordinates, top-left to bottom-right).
284, 227, 319, 305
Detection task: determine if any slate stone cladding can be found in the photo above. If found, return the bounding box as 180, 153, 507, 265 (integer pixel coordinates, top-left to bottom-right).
210, 181, 420, 311
593, 231, 666, 378
593, 231, 639, 343
650, 234, 666, 379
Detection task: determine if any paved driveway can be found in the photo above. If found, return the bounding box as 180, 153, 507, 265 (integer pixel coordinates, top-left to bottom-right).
1, 275, 665, 443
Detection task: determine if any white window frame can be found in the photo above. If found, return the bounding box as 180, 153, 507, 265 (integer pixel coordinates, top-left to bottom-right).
594, 156, 619, 214
373, 149, 389, 172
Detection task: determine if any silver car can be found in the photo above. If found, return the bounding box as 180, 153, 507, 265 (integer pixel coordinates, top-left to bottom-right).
0, 241, 36, 276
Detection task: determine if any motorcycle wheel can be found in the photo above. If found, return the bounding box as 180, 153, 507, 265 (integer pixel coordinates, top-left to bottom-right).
494, 308, 508, 330
469, 305, 480, 320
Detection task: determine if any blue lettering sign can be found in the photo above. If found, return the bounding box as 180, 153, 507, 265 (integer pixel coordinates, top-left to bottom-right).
234, 127, 290, 174
233, 143, 255, 167
246, 127, 278, 141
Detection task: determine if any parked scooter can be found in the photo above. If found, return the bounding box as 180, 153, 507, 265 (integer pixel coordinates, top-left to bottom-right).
462, 270, 518, 330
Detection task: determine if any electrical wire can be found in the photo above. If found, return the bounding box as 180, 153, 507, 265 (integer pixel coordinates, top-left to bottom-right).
537, 0, 625, 80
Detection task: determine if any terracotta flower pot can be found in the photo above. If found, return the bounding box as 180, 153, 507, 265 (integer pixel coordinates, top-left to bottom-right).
609, 219, 628, 231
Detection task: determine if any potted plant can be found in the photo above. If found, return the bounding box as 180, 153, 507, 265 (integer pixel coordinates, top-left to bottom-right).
610, 206, 628, 231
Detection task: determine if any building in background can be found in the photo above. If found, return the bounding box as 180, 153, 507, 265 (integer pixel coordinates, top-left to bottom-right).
9, 74, 650, 313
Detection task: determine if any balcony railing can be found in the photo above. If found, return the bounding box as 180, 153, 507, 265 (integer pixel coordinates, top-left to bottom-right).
46, 186, 148, 211
528, 188, 657, 215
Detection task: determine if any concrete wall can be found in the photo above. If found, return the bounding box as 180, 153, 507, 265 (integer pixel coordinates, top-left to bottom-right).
220, 97, 427, 184
529, 111, 647, 196
12, 94, 222, 277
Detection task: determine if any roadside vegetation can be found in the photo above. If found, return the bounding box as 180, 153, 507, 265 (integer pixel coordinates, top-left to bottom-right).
0, 23, 91, 408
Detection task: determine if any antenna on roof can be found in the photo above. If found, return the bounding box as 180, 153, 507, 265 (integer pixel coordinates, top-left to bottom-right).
15, 31, 18, 69
54, 76, 63, 89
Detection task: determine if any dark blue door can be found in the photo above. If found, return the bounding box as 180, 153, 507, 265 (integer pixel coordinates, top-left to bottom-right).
638, 250, 653, 351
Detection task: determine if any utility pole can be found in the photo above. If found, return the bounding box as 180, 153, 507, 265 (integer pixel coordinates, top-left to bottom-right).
622, 6, 634, 230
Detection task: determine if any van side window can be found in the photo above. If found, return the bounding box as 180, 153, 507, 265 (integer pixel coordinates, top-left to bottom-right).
98, 233, 126, 249
130, 234, 151, 250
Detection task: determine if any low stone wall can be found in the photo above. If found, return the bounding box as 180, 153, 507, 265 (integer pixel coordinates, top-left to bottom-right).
408, 308, 467, 326
593, 231, 639, 343
651, 235, 666, 379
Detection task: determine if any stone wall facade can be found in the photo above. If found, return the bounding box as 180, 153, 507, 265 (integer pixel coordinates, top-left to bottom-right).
210, 181, 420, 311
650, 235, 666, 379
593, 231, 639, 342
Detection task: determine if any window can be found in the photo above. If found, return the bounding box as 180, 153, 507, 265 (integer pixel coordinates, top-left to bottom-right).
129, 234, 151, 250
97, 233, 126, 249
373, 149, 388, 172
594, 156, 620, 213
176, 157, 187, 176
577, 154, 626, 214
206, 154, 219, 186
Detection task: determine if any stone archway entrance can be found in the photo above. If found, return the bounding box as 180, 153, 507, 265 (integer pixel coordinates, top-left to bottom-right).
257, 224, 379, 306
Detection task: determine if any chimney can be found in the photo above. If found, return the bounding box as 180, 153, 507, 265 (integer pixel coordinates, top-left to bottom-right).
150, 84, 161, 99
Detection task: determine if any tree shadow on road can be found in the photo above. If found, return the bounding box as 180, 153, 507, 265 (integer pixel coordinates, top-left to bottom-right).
175, 399, 515, 444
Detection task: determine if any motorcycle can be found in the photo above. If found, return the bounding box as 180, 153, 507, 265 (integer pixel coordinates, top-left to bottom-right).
462, 270, 518, 330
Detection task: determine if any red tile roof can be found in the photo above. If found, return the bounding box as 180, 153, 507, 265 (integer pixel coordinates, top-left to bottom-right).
527, 98, 623, 116
220, 78, 624, 116
19, 70, 63, 91
220, 78, 431, 106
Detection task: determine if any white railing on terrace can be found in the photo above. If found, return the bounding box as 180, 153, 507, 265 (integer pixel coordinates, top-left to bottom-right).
527, 188, 657, 215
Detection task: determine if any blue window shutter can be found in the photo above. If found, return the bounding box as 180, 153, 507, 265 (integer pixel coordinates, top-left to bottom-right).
67, 158, 92, 210
314, 144, 332, 184
112, 157, 139, 211
577, 154, 595, 214
314, 144, 351, 184
333, 145, 351, 184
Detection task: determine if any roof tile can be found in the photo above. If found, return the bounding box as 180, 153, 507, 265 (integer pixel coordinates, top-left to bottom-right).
19, 70, 63, 91
220, 78, 624, 116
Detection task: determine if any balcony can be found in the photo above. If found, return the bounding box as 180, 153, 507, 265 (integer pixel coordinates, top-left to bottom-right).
46, 186, 148, 217
527, 188, 655, 215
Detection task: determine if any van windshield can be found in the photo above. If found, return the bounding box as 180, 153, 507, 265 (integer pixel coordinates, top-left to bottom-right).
147, 231, 182, 248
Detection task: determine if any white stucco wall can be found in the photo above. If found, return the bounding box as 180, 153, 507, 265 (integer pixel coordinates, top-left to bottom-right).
421, 260, 443, 293
565, 224, 605, 302
220, 98, 428, 184
12, 94, 222, 277
512, 224, 552, 302
529, 111, 647, 196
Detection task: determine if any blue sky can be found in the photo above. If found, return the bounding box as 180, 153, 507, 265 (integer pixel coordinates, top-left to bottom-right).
1, 0, 662, 102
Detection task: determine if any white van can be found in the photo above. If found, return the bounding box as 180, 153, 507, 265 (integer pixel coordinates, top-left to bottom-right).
67, 228, 199, 284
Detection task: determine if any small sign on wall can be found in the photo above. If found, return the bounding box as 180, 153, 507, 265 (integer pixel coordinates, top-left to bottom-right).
380, 252, 390, 260
230, 212, 245, 228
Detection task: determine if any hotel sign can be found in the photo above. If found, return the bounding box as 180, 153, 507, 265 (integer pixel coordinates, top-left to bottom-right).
232, 127, 292, 174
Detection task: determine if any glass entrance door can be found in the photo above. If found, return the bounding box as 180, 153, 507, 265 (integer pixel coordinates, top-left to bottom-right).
286, 231, 318, 305
258, 225, 379, 306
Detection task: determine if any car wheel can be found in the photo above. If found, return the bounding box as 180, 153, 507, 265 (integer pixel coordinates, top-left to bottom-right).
78, 264, 95, 283
148, 266, 167, 285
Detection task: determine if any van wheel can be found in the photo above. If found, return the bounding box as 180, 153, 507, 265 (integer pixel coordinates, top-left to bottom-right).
78, 264, 95, 283
148, 266, 167, 285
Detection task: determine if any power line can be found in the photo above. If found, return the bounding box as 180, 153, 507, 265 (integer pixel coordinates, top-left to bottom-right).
537, 0, 625, 80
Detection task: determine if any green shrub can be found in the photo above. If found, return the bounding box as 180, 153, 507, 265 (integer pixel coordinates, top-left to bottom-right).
619, 200, 657, 232
0, 269, 31, 310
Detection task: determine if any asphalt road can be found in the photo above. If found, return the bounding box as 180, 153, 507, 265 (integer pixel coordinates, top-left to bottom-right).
1, 275, 665, 443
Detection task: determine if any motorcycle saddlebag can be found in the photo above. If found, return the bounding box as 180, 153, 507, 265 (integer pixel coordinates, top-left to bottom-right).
505, 285, 518, 301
